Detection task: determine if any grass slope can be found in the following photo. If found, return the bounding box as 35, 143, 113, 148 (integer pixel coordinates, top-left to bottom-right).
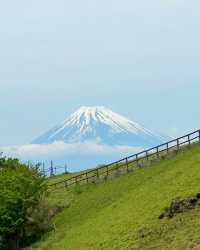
30, 145, 200, 250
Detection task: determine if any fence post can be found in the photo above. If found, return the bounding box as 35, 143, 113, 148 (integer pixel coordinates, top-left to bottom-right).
86, 172, 88, 183
126, 158, 129, 172
156, 147, 159, 159
177, 138, 179, 151
188, 135, 191, 146
136, 154, 139, 167
167, 143, 169, 153
146, 151, 148, 161
96, 168, 99, 178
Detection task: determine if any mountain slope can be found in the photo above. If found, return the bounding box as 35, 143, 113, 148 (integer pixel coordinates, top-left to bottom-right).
32, 106, 165, 147
30, 144, 200, 250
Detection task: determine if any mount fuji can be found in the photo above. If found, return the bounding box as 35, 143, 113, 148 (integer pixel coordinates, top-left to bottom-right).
32, 106, 165, 148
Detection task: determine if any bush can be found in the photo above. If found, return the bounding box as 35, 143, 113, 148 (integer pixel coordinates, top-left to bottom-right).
0, 157, 51, 250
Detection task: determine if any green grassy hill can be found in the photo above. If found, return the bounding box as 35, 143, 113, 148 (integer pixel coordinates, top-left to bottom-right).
29, 144, 200, 250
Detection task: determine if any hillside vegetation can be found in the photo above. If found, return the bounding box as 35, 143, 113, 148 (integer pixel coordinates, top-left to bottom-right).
29, 144, 200, 250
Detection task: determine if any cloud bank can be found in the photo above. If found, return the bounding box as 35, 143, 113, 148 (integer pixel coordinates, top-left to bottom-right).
0, 141, 143, 171
1, 141, 142, 157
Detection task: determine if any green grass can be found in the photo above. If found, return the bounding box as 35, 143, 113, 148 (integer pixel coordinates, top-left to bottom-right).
29, 144, 200, 250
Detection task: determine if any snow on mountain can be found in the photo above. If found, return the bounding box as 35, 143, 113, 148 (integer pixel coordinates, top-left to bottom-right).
32, 106, 166, 148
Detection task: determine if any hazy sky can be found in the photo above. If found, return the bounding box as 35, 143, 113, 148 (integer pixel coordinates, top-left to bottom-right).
0, 0, 200, 145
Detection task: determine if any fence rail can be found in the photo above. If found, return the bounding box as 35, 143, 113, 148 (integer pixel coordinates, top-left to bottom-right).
49, 129, 200, 189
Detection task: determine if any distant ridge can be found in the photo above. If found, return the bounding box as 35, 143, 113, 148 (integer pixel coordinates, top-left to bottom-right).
32, 106, 165, 148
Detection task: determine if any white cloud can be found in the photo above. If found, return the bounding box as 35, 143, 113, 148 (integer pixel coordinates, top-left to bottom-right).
0, 141, 142, 159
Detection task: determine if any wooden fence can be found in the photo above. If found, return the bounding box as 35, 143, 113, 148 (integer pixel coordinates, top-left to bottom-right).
49, 129, 200, 189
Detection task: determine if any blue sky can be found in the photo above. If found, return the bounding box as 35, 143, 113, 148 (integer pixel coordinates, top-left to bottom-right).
0, 0, 200, 146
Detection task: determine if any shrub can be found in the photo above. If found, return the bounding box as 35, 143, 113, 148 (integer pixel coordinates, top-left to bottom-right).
0, 157, 51, 250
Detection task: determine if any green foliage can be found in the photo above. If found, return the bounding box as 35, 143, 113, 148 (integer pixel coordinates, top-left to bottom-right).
0, 157, 50, 249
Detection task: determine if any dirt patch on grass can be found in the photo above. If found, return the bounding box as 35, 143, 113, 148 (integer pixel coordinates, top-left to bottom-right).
159, 193, 200, 219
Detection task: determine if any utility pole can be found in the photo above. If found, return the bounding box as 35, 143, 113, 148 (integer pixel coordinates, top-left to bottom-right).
54, 165, 56, 175
50, 160, 54, 176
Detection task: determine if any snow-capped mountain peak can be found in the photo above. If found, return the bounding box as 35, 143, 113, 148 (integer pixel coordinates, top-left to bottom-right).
61, 106, 150, 134
32, 106, 165, 147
